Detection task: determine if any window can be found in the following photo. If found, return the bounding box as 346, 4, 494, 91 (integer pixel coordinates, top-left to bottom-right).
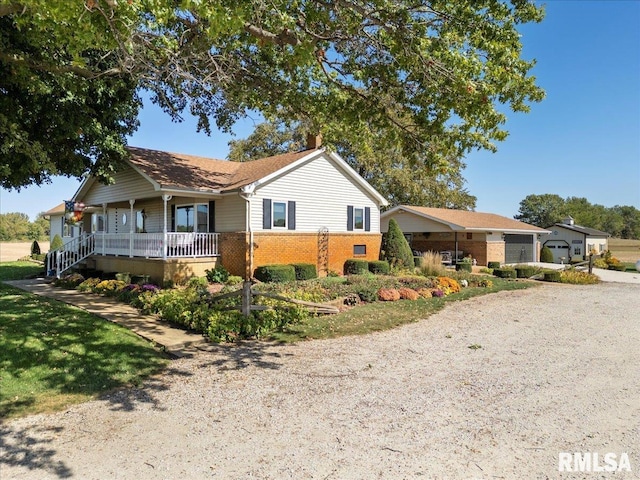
574, 247, 582, 255
91, 213, 105, 233
273, 202, 287, 228
176, 204, 208, 232
354, 245, 366, 255
347, 205, 371, 232
354, 208, 364, 230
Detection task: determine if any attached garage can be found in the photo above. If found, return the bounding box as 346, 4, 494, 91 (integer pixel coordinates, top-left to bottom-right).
543, 240, 571, 264
504, 234, 534, 264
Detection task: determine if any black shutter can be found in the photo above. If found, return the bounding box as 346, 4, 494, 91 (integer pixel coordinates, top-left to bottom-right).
61, 217, 64, 236
365, 207, 371, 232
170, 204, 175, 232
263, 199, 272, 230
288, 201, 296, 230
208, 200, 216, 232
347, 205, 354, 231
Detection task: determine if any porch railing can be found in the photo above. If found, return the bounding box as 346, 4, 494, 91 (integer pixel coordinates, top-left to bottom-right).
93, 232, 220, 258
46, 233, 96, 278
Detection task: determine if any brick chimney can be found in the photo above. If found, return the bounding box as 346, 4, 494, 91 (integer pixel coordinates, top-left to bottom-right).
306, 133, 322, 149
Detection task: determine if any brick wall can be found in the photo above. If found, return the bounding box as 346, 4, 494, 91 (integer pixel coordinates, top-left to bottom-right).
220, 232, 382, 277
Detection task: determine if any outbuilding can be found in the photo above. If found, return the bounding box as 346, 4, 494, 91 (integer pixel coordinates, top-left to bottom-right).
381, 206, 550, 266
544, 216, 609, 263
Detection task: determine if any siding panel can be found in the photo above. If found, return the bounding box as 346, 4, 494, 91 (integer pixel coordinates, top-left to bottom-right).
250, 155, 381, 233
80, 166, 157, 205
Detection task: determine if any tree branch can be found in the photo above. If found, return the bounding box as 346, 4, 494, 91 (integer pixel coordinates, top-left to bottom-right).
244, 22, 301, 46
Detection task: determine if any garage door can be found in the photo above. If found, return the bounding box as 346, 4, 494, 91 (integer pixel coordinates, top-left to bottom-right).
544, 241, 570, 264
504, 234, 533, 264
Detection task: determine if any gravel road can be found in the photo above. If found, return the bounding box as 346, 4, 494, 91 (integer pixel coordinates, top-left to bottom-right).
2, 282, 639, 479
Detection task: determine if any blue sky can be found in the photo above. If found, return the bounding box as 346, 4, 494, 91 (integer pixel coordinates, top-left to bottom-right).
1, 0, 639, 221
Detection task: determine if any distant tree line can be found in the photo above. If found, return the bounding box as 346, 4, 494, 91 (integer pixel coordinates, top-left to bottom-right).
0, 212, 49, 242
515, 194, 640, 239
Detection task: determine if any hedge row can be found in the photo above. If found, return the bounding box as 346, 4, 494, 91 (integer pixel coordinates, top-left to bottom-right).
344, 259, 390, 275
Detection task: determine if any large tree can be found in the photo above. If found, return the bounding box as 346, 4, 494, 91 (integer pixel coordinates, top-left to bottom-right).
1, 1, 545, 189
228, 120, 477, 209
514, 194, 565, 227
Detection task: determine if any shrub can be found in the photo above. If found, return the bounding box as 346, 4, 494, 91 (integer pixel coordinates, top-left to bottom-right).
254, 264, 296, 283
494, 268, 516, 279
456, 262, 472, 273
487, 261, 501, 270
50, 234, 64, 251
543, 271, 561, 282
344, 259, 369, 275
378, 288, 401, 301
477, 279, 493, 288
356, 284, 379, 303
54, 273, 85, 289
419, 251, 446, 277
31, 240, 41, 255
479, 267, 493, 274
368, 260, 390, 275
540, 246, 554, 263
416, 287, 432, 298
413, 256, 424, 268
115, 272, 131, 283
514, 265, 537, 278
381, 218, 414, 269
398, 287, 420, 300
94, 280, 128, 295
608, 263, 627, 271
226, 275, 243, 285
205, 264, 230, 283
77, 277, 101, 292
560, 270, 599, 285
290, 263, 318, 280
593, 258, 608, 269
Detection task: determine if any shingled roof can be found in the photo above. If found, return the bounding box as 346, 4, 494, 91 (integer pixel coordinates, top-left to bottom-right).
383, 206, 549, 233
126, 146, 320, 193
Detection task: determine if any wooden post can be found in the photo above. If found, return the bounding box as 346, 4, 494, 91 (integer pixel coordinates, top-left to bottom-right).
241, 281, 252, 317
588, 253, 593, 274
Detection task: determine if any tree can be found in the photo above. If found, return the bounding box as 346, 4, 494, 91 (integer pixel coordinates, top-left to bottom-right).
0, 13, 140, 189
514, 194, 565, 227
0, 212, 30, 241
2, 1, 545, 189
381, 218, 414, 269
228, 120, 477, 209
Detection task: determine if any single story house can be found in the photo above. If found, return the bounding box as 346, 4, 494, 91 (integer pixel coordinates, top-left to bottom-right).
380, 206, 550, 265
46, 139, 388, 283
543, 216, 610, 263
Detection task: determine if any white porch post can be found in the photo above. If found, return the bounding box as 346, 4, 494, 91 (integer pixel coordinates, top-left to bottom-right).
162, 194, 172, 260
129, 199, 135, 257
102, 203, 107, 256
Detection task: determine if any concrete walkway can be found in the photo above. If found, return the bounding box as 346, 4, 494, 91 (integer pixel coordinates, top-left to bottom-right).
4, 278, 210, 357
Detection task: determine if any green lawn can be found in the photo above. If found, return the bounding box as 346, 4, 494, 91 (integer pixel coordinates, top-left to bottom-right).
0, 262, 169, 419
271, 278, 537, 342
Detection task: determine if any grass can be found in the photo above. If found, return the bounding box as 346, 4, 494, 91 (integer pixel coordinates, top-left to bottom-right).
0, 262, 169, 419
0, 261, 44, 281
270, 277, 537, 342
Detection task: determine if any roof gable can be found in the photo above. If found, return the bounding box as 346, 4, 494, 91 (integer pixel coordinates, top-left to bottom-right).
382, 205, 549, 232
550, 223, 610, 237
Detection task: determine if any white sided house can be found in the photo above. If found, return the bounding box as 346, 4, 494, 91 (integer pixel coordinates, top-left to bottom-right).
381, 206, 550, 266
46, 143, 388, 283
544, 216, 610, 263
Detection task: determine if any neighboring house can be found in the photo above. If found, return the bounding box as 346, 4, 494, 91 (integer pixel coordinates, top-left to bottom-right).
46, 140, 388, 283
381, 206, 550, 265
544, 216, 610, 263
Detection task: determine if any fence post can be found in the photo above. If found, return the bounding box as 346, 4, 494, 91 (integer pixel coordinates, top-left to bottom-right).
241, 281, 252, 317
588, 253, 593, 274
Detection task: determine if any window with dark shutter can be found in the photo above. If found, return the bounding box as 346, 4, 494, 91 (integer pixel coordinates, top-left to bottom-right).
288, 201, 296, 230
365, 207, 371, 232
347, 205, 354, 231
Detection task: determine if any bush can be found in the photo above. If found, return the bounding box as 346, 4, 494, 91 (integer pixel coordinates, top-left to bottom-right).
543, 271, 561, 282
290, 263, 318, 280
487, 261, 501, 270
419, 251, 446, 277
437, 276, 461, 294
378, 288, 401, 301
560, 270, 599, 285
398, 287, 420, 300
50, 234, 64, 251
456, 262, 472, 273
608, 263, 627, 271
54, 273, 85, 289
494, 268, 516, 279
31, 240, 41, 255
514, 265, 537, 278
254, 264, 296, 283
413, 256, 424, 268
205, 264, 230, 283
540, 246, 554, 263
368, 260, 390, 275
593, 258, 608, 269
344, 259, 369, 275
381, 218, 414, 269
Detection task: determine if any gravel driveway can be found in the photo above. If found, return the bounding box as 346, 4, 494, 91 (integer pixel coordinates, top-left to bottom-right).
2, 283, 639, 479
